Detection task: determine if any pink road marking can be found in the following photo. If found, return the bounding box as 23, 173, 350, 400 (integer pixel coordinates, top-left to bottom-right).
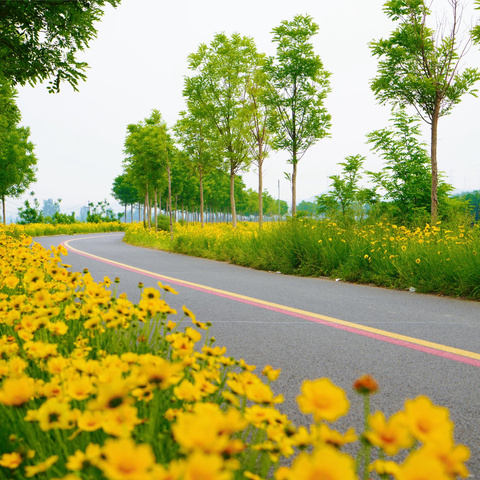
63, 241, 480, 369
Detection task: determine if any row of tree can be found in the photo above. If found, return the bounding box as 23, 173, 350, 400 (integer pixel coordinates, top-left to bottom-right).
1, 1, 480, 226
113, 14, 331, 230
115, 1, 480, 228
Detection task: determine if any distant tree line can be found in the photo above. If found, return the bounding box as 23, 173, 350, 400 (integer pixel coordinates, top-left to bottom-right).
1, 1, 480, 226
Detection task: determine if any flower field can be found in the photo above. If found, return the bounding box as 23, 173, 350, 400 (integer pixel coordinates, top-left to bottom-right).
124, 219, 480, 300
0, 225, 472, 479
3, 222, 125, 239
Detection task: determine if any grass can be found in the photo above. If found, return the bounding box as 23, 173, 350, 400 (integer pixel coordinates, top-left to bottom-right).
124, 218, 480, 300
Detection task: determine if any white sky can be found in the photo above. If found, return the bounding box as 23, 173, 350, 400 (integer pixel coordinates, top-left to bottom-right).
9, 0, 480, 219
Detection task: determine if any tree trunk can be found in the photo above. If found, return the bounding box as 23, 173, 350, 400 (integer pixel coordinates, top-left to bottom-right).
291, 162, 298, 216
167, 164, 173, 241
199, 167, 205, 228
230, 164, 237, 228
258, 158, 264, 229
124, 204, 127, 223
154, 189, 158, 233
2, 196, 5, 224
430, 105, 440, 221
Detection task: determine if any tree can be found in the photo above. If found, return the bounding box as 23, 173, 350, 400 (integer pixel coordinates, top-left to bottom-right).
174, 109, 220, 227
184, 33, 260, 228
367, 108, 452, 223
266, 14, 331, 215
0, 0, 120, 92
245, 59, 274, 228
370, 0, 480, 220
0, 83, 37, 224
112, 173, 141, 222
124, 110, 171, 232
316, 155, 370, 219
472, 0, 480, 43
296, 200, 316, 214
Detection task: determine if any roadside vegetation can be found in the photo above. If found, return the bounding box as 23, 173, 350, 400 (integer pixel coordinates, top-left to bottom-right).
124, 216, 480, 300
0, 226, 471, 479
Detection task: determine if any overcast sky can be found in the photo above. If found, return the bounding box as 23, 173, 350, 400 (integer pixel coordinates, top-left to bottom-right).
9, 0, 480, 219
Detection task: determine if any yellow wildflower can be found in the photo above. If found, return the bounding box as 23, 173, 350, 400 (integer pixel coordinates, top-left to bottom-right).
297, 378, 349, 423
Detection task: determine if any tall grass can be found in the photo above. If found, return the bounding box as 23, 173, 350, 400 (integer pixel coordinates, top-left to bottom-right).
124, 218, 480, 300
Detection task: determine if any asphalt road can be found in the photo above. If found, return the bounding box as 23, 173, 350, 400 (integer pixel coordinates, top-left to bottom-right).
35, 232, 480, 475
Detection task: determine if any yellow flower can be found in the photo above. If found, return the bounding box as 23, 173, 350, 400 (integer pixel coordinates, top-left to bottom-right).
283, 445, 356, 480
3, 276, 19, 289
415, 258, 421, 264
172, 403, 246, 455
422, 439, 470, 479
181, 452, 232, 480
101, 404, 142, 438
297, 378, 349, 423
36, 398, 74, 431
99, 438, 156, 480
66, 376, 95, 401
66, 443, 102, 471
262, 365, 281, 382
25, 455, 58, 478
396, 449, 450, 480
403, 396, 453, 444
365, 411, 413, 455
312, 423, 357, 448
0, 451, 23, 469
368, 459, 400, 477
77, 410, 103, 432
0, 376, 35, 406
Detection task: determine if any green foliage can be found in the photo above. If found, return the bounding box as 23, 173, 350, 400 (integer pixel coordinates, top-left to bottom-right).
265, 14, 331, 214
367, 109, 453, 223
112, 173, 141, 207
370, 1, 480, 118
184, 33, 262, 227
236, 188, 286, 216
296, 201, 316, 214
0, 80, 37, 223
452, 190, 480, 221
316, 154, 373, 221
0, 0, 120, 92
18, 198, 43, 224
86, 200, 119, 223
370, 0, 480, 219
125, 218, 480, 299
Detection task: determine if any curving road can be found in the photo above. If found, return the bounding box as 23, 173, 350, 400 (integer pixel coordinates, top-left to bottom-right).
36, 232, 480, 473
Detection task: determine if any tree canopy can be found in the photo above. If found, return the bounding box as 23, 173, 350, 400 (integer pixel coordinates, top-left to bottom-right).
184, 32, 261, 228
0, 0, 120, 92
370, 0, 480, 220
266, 14, 331, 215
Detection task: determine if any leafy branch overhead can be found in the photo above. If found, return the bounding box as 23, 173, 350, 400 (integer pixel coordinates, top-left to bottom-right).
0, 0, 120, 92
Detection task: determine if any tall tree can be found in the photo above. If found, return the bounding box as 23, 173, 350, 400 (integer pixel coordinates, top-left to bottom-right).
112, 173, 141, 222
0, 81, 36, 224
265, 14, 331, 215
174, 109, 220, 227
0, 0, 120, 92
124, 110, 170, 232
184, 33, 260, 228
245, 60, 274, 228
370, 0, 480, 220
